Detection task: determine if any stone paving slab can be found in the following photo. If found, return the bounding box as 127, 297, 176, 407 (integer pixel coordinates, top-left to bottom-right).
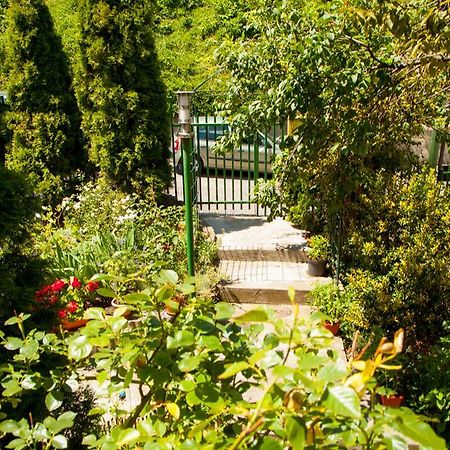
201, 214, 307, 252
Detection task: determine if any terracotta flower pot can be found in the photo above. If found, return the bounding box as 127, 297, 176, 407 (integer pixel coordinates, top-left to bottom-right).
380, 394, 404, 408
307, 258, 327, 277
60, 318, 88, 331
323, 321, 340, 336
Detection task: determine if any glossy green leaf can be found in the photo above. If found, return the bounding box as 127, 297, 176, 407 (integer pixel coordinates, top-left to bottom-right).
5, 337, 23, 351
198, 335, 223, 351
68, 335, 93, 360
51, 434, 68, 449
84, 308, 105, 321
116, 428, 141, 446
178, 355, 202, 372
177, 283, 195, 294
159, 270, 179, 285
123, 292, 149, 303
96, 288, 116, 298
179, 379, 196, 392
45, 391, 64, 412
218, 361, 250, 379
260, 437, 283, 450
0, 420, 19, 433
323, 385, 361, 419
233, 309, 268, 323
20, 341, 39, 359
286, 416, 306, 449
167, 330, 195, 349
214, 302, 235, 320
387, 409, 446, 450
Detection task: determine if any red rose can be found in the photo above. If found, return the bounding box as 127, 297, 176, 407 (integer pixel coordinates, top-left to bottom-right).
66, 301, 78, 313
48, 295, 58, 306
52, 280, 66, 292
86, 281, 99, 292
69, 276, 82, 289
57, 309, 67, 319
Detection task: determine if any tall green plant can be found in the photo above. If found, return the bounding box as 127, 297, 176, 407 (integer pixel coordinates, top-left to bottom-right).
77, 0, 171, 192
3, 0, 83, 205
0, 166, 45, 318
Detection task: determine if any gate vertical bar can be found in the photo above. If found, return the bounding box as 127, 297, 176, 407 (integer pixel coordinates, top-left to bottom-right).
176, 91, 195, 277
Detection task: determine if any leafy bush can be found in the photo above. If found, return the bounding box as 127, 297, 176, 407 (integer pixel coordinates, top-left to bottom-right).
35, 180, 218, 290
306, 234, 330, 261
401, 325, 450, 441
309, 282, 368, 345
0, 285, 446, 449
0, 166, 45, 318
344, 170, 450, 346
3, 0, 83, 205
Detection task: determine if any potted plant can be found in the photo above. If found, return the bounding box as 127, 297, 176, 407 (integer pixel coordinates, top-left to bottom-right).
34, 276, 100, 330
378, 372, 405, 407
306, 234, 330, 277
309, 282, 354, 337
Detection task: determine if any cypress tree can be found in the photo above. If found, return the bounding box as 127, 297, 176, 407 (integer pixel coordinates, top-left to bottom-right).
3, 0, 83, 205
77, 0, 171, 192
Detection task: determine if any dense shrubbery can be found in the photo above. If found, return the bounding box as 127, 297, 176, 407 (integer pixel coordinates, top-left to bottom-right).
35, 180, 218, 299
343, 170, 450, 346
0, 288, 445, 449
2, 0, 83, 205
0, 167, 45, 319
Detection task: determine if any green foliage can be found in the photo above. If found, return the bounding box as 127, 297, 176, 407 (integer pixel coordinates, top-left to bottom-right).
306, 234, 329, 261
0, 289, 446, 449
402, 325, 450, 441
76, 0, 171, 192
216, 0, 449, 257
309, 282, 367, 344
154, 0, 254, 91
3, 0, 83, 205
35, 179, 218, 287
0, 166, 45, 319
344, 170, 450, 345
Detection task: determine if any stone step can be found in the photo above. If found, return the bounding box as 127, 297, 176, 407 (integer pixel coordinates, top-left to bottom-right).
218, 260, 331, 304
218, 245, 308, 262
220, 281, 324, 304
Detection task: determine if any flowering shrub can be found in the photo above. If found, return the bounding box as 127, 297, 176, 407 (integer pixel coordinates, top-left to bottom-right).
34, 276, 100, 321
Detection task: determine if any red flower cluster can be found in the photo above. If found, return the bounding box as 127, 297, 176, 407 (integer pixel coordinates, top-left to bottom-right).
34, 276, 100, 321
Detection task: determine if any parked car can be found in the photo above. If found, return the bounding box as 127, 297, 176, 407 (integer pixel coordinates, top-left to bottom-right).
172, 117, 281, 175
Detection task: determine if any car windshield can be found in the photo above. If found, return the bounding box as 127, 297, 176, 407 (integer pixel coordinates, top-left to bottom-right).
197, 124, 228, 141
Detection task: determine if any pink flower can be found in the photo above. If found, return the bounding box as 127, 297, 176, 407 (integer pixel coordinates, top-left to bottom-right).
66, 301, 78, 313
52, 280, 66, 292
86, 281, 99, 292
57, 309, 67, 319
69, 276, 82, 289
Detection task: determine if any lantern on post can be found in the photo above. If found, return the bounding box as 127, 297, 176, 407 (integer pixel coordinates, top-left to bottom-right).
176, 91, 195, 277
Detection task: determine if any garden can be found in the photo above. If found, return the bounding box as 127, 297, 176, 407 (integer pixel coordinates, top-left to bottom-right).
0, 0, 449, 449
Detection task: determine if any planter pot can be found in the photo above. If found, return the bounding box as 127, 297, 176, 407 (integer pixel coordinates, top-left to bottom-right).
307, 258, 327, 277
110, 299, 132, 319
60, 318, 88, 331
380, 395, 404, 408
323, 321, 340, 336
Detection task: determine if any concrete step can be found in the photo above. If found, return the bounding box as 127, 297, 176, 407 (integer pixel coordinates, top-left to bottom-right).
219, 260, 331, 304
219, 245, 308, 262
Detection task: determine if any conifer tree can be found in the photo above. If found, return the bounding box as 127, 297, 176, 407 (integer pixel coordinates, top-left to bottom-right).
77, 0, 171, 192
3, 0, 83, 205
